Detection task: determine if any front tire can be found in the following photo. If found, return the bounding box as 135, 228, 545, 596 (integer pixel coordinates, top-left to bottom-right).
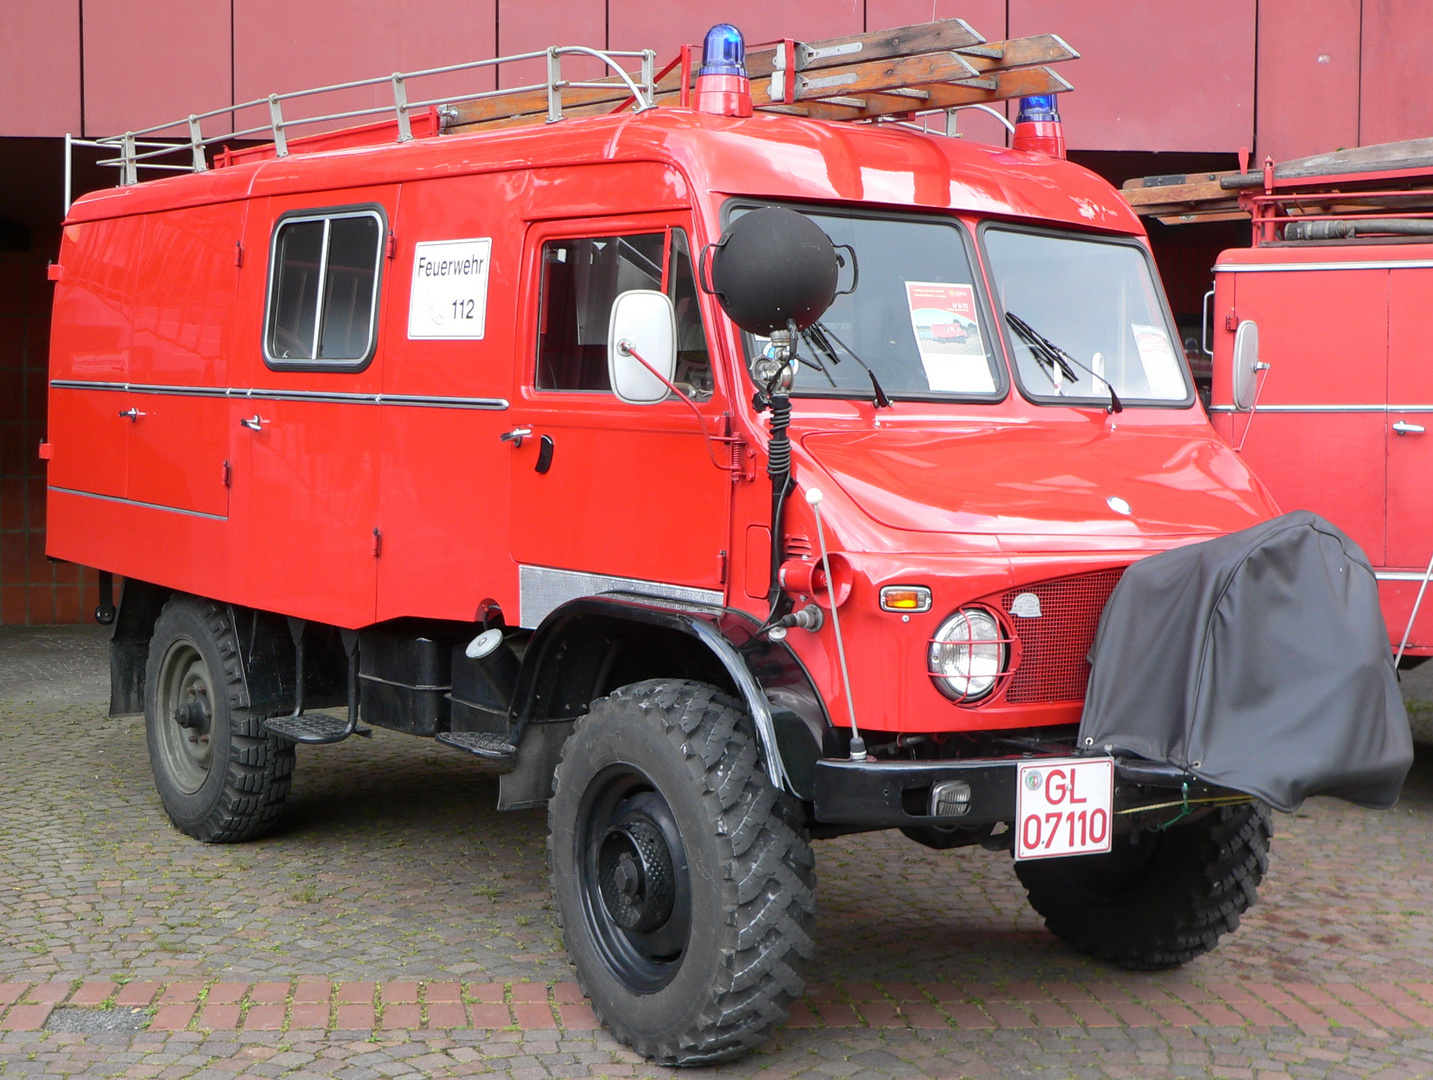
1014, 802, 1272, 969
145, 596, 295, 843
548, 680, 815, 1065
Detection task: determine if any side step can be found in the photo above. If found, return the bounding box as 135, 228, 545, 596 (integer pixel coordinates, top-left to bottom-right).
263, 713, 372, 745
434, 731, 518, 771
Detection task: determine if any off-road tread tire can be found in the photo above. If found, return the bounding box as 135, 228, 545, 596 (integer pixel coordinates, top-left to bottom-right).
549, 679, 816, 1066
1015, 802, 1272, 970
146, 596, 295, 843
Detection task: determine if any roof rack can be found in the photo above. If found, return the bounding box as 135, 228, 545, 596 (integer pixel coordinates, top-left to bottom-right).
65, 18, 1077, 207
1121, 138, 1433, 240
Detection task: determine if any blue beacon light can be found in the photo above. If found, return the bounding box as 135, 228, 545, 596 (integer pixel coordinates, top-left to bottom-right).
699, 24, 747, 77
695, 24, 752, 117
1012, 93, 1065, 158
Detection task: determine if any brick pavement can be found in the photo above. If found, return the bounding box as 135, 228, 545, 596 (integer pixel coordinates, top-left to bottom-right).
3, 627, 1433, 1078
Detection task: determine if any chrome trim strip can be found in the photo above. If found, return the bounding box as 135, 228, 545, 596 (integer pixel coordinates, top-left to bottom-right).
518, 565, 725, 630
49, 380, 508, 411
1377, 571, 1433, 582
48, 486, 227, 520
1208, 404, 1433, 414
1214, 260, 1433, 273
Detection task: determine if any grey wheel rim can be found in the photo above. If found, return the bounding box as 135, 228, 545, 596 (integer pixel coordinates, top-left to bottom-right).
154, 639, 215, 795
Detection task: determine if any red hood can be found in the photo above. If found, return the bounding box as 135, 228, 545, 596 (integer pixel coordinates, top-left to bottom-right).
801, 422, 1275, 540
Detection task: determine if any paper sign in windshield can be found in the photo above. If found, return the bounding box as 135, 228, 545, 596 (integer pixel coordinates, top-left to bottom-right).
408, 238, 492, 340
1130, 323, 1186, 399
904, 282, 994, 393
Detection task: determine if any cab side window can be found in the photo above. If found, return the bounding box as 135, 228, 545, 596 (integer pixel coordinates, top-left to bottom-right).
536, 229, 712, 396
266, 209, 383, 367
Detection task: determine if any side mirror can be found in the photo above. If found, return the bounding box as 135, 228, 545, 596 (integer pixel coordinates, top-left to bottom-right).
1231, 319, 1264, 412
607, 290, 676, 405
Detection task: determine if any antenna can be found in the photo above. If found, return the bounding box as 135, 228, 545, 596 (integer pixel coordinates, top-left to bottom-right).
806, 488, 865, 761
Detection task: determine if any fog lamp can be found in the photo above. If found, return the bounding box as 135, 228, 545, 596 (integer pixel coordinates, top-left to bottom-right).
930, 780, 973, 817
928, 607, 1007, 702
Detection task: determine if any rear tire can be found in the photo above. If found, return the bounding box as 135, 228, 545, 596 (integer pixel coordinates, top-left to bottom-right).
145, 596, 294, 842
548, 679, 815, 1065
1014, 802, 1272, 969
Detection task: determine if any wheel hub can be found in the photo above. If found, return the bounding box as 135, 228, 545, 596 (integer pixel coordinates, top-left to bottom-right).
598, 819, 675, 933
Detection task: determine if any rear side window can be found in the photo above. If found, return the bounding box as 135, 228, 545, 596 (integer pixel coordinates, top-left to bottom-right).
536, 229, 713, 397
266, 208, 384, 368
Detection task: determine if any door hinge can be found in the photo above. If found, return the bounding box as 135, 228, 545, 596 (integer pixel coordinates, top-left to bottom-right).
221, 459, 231, 487
371, 527, 382, 557
386, 231, 396, 259
1224, 311, 1238, 331
718, 549, 728, 585
235, 241, 244, 267
37, 440, 53, 461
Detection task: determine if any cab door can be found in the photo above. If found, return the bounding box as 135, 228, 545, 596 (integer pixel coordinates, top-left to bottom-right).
505, 216, 733, 628
1225, 265, 1389, 565
1385, 266, 1433, 647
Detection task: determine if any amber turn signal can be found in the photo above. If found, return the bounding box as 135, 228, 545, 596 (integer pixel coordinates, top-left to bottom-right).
879, 586, 932, 612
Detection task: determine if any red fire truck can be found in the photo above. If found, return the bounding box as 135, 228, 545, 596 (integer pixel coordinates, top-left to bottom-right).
1202, 144, 1433, 666
44, 21, 1406, 1064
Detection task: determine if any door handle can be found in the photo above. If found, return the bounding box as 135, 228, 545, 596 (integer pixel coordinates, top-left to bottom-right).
500, 426, 532, 447
1393, 420, 1426, 435
239, 414, 267, 431
118, 407, 145, 421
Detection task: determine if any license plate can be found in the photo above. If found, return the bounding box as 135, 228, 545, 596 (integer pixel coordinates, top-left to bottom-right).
1015, 757, 1114, 861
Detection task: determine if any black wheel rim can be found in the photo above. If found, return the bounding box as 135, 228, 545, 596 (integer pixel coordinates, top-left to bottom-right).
575, 763, 693, 994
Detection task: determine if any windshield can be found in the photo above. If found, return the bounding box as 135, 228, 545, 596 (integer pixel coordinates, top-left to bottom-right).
739, 208, 1004, 400
983, 228, 1189, 405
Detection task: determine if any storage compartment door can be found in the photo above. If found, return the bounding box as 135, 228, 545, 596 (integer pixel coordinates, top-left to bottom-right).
1385, 267, 1433, 649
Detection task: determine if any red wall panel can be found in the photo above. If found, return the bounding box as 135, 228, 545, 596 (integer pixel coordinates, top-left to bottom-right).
0, 4, 81, 137
233, 0, 498, 140
1010, 0, 1256, 154
82, 0, 231, 138
1360, 0, 1433, 147
1256, 0, 1359, 163
606, 0, 863, 78
496, 0, 606, 89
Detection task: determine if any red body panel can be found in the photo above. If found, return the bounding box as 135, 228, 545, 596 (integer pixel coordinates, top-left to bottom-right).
49, 107, 1279, 732
1210, 243, 1433, 654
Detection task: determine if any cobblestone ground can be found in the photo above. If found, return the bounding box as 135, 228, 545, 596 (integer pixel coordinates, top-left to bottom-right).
3, 626, 1433, 1078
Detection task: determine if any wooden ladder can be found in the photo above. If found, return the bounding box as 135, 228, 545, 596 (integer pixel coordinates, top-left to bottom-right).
444, 19, 1078, 134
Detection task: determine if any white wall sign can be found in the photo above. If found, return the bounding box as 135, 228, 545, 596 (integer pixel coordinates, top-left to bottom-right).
408, 238, 492, 340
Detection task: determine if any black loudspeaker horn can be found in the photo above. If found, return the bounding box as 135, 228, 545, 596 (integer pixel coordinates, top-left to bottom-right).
704, 207, 840, 335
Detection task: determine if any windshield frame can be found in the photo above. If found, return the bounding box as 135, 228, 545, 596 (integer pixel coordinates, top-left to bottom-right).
721, 198, 1011, 405
978, 221, 1197, 410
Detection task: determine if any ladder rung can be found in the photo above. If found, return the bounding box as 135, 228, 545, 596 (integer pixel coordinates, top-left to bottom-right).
744, 19, 983, 78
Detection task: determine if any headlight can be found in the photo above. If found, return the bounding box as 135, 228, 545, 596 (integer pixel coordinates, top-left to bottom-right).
928, 607, 1008, 703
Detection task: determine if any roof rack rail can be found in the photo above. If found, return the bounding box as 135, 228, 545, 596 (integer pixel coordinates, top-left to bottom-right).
65, 18, 1078, 209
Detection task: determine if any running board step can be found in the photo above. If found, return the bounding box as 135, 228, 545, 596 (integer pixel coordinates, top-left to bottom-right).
263, 713, 372, 744
434, 731, 518, 770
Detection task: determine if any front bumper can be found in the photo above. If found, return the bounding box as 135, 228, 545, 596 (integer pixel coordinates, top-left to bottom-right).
812, 754, 1199, 828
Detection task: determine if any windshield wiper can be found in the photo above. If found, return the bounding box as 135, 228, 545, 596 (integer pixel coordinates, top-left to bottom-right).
1005, 312, 1122, 414
804, 321, 892, 408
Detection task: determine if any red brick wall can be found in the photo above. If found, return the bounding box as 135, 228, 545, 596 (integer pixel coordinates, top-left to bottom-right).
0, 242, 104, 625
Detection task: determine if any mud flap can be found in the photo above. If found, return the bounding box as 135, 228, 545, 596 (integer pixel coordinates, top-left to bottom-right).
498, 717, 577, 810
1079, 511, 1413, 812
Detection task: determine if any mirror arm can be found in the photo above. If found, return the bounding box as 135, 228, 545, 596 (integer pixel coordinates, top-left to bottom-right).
616, 339, 739, 473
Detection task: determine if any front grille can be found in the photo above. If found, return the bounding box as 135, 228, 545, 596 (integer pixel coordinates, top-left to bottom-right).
1001, 568, 1125, 704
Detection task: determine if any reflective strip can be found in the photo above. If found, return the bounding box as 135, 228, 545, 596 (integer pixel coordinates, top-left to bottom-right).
518, 565, 724, 629
1213, 260, 1433, 273
48, 486, 227, 520
50, 380, 508, 410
